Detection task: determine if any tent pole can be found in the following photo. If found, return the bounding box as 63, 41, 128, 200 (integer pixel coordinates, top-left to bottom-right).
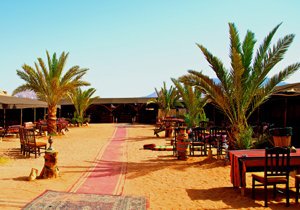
21, 108, 23, 125
284, 98, 287, 127
4, 108, 6, 128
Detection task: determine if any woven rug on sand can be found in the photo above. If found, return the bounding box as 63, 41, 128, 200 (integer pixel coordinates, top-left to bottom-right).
22, 190, 147, 210
69, 127, 128, 195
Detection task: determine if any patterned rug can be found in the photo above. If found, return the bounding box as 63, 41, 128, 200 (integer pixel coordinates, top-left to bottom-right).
22, 190, 147, 210
69, 127, 128, 195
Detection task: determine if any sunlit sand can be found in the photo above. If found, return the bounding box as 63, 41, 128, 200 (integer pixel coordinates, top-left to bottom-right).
0, 124, 299, 209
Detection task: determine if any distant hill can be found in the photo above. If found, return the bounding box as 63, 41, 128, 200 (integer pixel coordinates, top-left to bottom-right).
144, 78, 289, 97
212, 78, 288, 86
13, 90, 37, 99
144, 92, 157, 97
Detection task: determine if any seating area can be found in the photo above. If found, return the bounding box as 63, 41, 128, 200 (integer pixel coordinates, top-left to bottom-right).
163, 121, 230, 160
251, 147, 291, 207
18, 126, 47, 158
1, 119, 70, 159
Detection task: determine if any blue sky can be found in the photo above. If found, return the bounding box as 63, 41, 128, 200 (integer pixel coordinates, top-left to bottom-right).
1, 0, 299, 98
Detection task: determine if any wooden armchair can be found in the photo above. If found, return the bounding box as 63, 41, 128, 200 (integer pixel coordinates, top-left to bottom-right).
153, 121, 166, 137
251, 147, 290, 207
24, 128, 47, 158
190, 127, 207, 156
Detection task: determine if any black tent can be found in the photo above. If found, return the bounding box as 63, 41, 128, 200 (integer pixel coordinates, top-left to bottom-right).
0, 95, 53, 126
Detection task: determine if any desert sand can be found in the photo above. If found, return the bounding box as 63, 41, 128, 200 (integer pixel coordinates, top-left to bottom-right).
0, 123, 299, 210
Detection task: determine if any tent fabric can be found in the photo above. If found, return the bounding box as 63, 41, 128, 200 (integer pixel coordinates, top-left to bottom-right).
272, 82, 300, 96
0, 95, 50, 109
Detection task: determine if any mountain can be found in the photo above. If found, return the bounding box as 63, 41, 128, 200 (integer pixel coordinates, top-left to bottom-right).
212, 78, 288, 86
144, 92, 157, 97
13, 90, 37, 99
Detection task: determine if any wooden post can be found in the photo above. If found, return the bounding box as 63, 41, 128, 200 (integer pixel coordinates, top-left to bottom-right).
3, 108, 6, 128
39, 150, 59, 179
284, 98, 287, 127
20, 108, 23, 125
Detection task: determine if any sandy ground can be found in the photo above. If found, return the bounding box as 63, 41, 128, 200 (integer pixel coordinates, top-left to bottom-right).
0, 123, 299, 210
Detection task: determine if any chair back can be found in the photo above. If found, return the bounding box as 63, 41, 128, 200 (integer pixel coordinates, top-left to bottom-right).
209, 126, 226, 144
264, 147, 290, 179
19, 126, 25, 144
198, 121, 213, 129
24, 129, 36, 146
192, 127, 207, 142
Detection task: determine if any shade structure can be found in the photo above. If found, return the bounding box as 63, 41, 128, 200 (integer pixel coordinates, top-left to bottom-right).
272, 82, 300, 96
0, 95, 49, 109
0, 95, 60, 127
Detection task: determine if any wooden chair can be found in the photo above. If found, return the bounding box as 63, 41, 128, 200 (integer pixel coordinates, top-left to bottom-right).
198, 121, 212, 129
190, 127, 207, 156
209, 126, 228, 159
153, 121, 166, 137
24, 128, 47, 158
296, 174, 300, 202
252, 147, 290, 207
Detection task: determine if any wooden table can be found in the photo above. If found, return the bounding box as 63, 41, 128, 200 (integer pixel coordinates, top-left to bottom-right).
229, 148, 300, 195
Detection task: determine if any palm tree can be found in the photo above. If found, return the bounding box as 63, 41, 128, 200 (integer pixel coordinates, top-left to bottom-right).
13, 50, 90, 134
68, 87, 99, 126
147, 81, 183, 118
171, 78, 208, 129
179, 23, 300, 149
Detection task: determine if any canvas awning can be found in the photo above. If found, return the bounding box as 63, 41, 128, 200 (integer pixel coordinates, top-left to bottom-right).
0, 95, 60, 109
272, 82, 300, 96
0, 95, 60, 126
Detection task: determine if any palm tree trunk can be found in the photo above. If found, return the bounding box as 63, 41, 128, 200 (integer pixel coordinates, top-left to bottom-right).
47, 106, 57, 134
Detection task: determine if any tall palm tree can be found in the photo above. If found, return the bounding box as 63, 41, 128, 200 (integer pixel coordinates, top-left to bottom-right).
68, 87, 99, 125
179, 23, 300, 149
147, 81, 183, 117
171, 78, 208, 129
13, 50, 90, 134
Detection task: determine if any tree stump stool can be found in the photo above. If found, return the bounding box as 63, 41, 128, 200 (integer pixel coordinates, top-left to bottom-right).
40, 150, 59, 179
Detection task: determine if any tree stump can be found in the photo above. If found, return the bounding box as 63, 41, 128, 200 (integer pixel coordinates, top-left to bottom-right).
40, 150, 59, 179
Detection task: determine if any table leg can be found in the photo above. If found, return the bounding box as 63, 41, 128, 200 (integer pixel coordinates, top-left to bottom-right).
241, 187, 245, 196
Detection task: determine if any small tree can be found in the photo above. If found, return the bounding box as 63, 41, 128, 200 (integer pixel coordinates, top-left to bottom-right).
68, 87, 99, 126
179, 23, 300, 149
171, 78, 208, 129
147, 81, 183, 117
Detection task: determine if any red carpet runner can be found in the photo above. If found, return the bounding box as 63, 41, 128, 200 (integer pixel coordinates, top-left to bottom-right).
69, 127, 128, 195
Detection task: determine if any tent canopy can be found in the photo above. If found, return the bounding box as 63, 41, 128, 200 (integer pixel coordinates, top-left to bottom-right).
0, 95, 58, 109
272, 82, 300, 96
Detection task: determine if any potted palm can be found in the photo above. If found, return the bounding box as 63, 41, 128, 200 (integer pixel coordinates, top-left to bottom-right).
269, 127, 293, 147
